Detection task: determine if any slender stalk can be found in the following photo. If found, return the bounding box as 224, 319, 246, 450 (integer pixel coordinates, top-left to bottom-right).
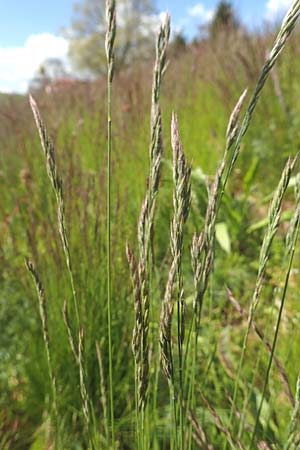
249, 234, 299, 448
188, 88, 247, 362
228, 157, 296, 435
78, 328, 95, 450
249, 175, 300, 449
183, 89, 247, 447
63, 300, 79, 364
228, 287, 293, 441
126, 13, 170, 449
25, 258, 58, 447
199, 390, 243, 450
223, 2, 300, 440
284, 373, 300, 450
159, 114, 191, 449
185, 401, 213, 450
105, 0, 116, 446
232, 188, 300, 438
188, 1, 300, 397
223, 0, 300, 190
30, 95, 94, 444
29, 95, 80, 331
63, 301, 94, 449
227, 288, 294, 407
185, 11, 300, 425
96, 340, 110, 444
172, 114, 191, 449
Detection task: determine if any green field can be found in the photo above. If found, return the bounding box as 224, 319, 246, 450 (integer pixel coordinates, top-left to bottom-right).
1, 4, 300, 449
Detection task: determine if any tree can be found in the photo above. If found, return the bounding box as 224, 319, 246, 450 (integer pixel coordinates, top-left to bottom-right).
67, 0, 157, 76
170, 32, 187, 56
209, 1, 240, 37
29, 58, 69, 92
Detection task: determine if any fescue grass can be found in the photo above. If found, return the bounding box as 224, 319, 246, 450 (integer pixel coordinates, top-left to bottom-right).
1, 1, 300, 449
105, 1, 117, 447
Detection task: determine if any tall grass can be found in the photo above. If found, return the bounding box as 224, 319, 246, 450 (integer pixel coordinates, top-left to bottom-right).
228, 156, 296, 437
127, 13, 170, 450
25, 258, 58, 447
159, 113, 191, 449
29, 95, 95, 450
105, 0, 117, 447
250, 168, 300, 449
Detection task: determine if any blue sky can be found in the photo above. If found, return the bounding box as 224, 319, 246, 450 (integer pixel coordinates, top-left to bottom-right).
0, 0, 293, 92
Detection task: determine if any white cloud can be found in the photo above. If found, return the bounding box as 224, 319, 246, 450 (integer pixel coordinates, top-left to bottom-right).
265, 0, 292, 20
0, 33, 69, 94
138, 12, 167, 37
188, 3, 214, 22
116, 5, 169, 38
159, 11, 169, 26
171, 3, 215, 39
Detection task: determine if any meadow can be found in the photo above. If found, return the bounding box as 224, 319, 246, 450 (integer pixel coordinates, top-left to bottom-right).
1, 1, 300, 449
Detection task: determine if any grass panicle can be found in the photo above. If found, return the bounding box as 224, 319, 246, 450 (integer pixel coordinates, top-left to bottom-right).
185, 91, 248, 433
229, 156, 297, 436
160, 113, 191, 383
185, 403, 213, 450
159, 256, 176, 385
226, 88, 248, 149
199, 390, 244, 450
25, 258, 57, 418
191, 88, 247, 329
29, 94, 95, 444
126, 17, 170, 449
105, 0, 116, 446
250, 163, 300, 449
127, 13, 170, 417
226, 0, 300, 179
78, 328, 94, 449
227, 288, 294, 406
62, 301, 94, 449
249, 156, 296, 326
170, 112, 192, 348
189, 0, 300, 346
159, 113, 191, 449
151, 13, 170, 127
62, 300, 79, 364
105, 0, 116, 83
29, 95, 80, 330
126, 243, 145, 412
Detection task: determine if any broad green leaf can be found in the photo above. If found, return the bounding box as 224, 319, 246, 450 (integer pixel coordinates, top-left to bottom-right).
191, 166, 208, 184
216, 222, 231, 254
247, 209, 293, 233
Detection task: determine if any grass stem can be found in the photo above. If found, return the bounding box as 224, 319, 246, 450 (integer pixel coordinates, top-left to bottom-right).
105, 1, 116, 446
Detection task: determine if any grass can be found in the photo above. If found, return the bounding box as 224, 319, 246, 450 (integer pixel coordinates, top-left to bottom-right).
1, 1, 300, 449
105, 1, 117, 447
127, 14, 170, 449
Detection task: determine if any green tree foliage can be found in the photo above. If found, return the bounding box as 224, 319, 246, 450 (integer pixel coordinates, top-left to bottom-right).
67, 0, 157, 76
209, 1, 240, 37
29, 58, 68, 92
170, 32, 187, 56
